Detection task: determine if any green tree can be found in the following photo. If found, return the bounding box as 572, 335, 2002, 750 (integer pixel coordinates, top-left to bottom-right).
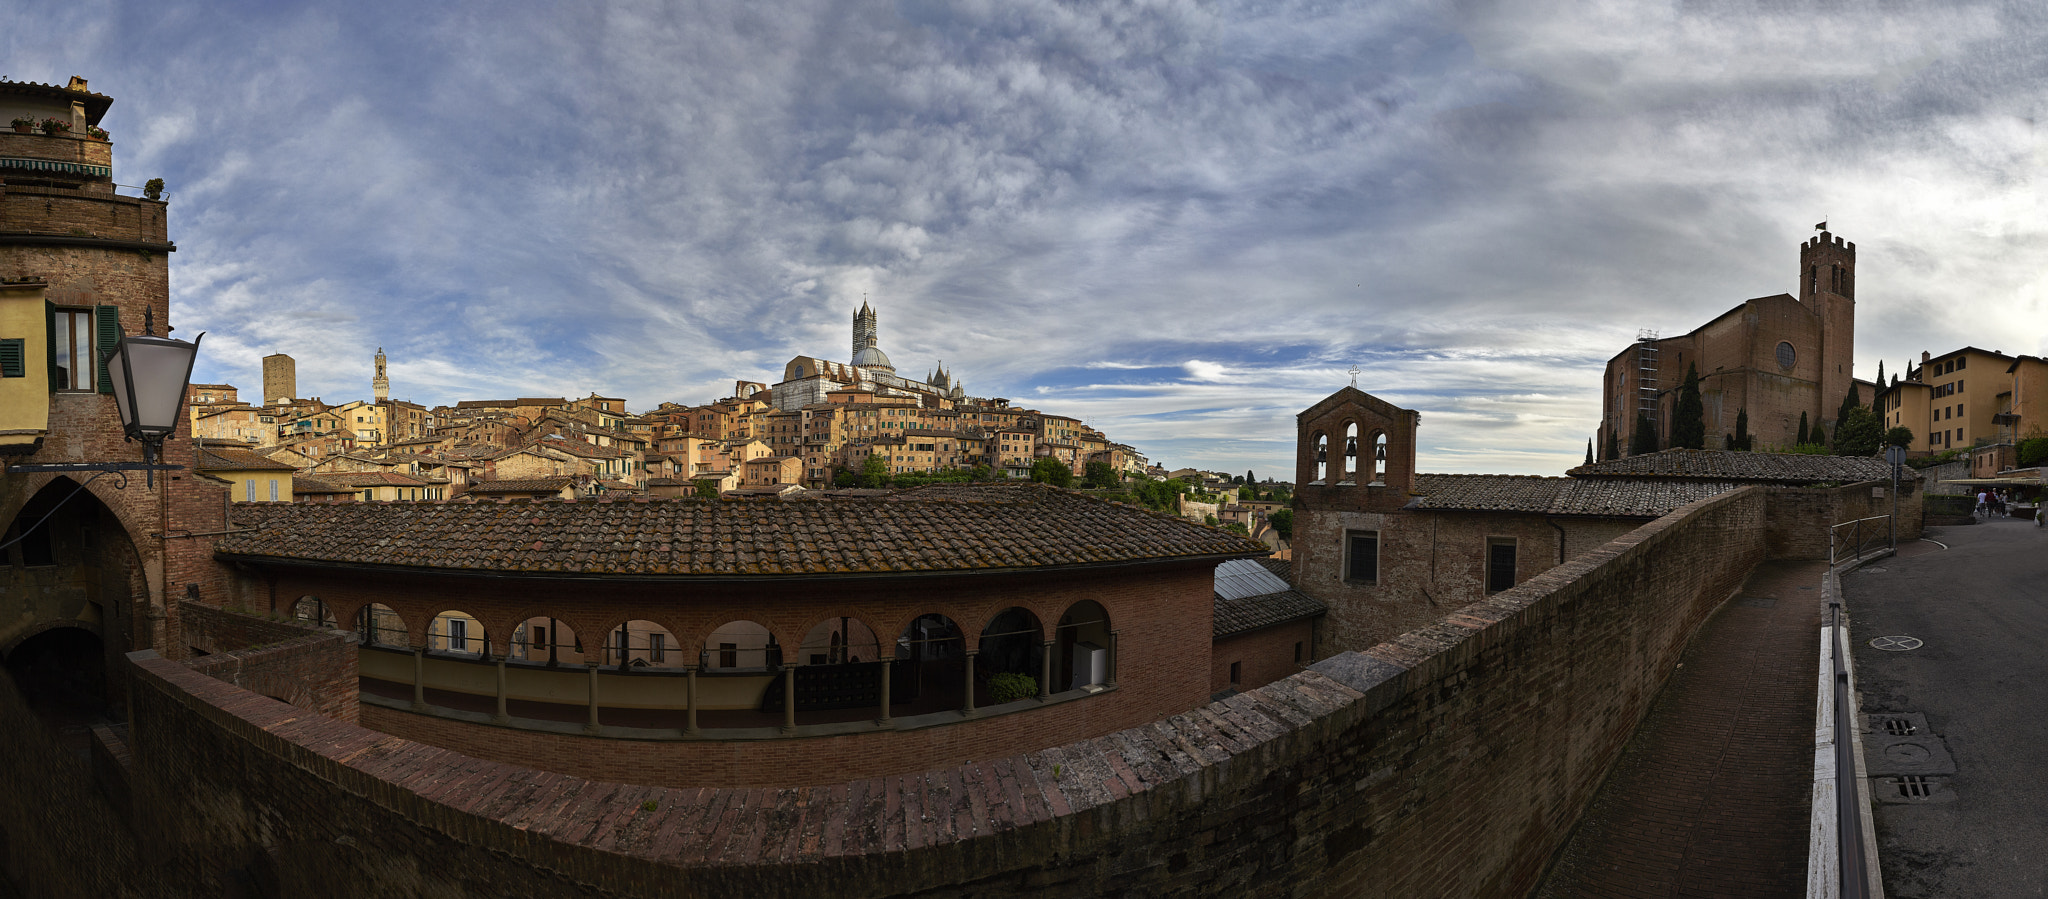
832, 468, 857, 488
1223, 521, 1249, 536
1603, 431, 1619, 462
1875, 360, 1886, 397
1733, 408, 1750, 451
694, 479, 720, 499
1671, 363, 1706, 449
858, 453, 889, 488
2018, 437, 2048, 467
1030, 456, 1074, 488
1238, 485, 1256, 502
1836, 384, 1862, 426
1831, 406, 1882, 457
1630, 412, 1658, 455
1796, 412, 1810, 446
1267, 508, 1294, 541
1083, 460, 1118, 490
1885, 427, 1915, 448
1204, 513, 1218, 526
1245, 469, 1256, 487
1584, 439, 1594, 466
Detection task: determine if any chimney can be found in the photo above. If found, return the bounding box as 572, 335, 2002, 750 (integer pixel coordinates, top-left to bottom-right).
1921, 351, 1931, 363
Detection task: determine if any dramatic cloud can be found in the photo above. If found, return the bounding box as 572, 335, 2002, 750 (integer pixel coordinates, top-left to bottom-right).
5, 0, 2044, 476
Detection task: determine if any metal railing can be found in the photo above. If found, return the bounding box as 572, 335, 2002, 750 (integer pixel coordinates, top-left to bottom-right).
1829, 515, 1892, 566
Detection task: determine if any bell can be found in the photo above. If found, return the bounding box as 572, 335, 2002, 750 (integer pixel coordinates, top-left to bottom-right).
1315, 445, 1327, 463
1345, 436, 1358, 458
1375, 442, 1387, 461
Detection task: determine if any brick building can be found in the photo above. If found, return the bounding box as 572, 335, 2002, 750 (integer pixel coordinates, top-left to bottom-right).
1599, 232, 1861, 456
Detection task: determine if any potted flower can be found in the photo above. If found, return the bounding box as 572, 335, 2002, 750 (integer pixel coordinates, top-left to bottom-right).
86, 126, 108, 141
10, 116, 34, 134
39, 117, 71, 136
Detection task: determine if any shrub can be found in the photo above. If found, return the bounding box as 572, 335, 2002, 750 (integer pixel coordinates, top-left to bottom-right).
988, 672, 1037, 703
2020, 437, 2048, 467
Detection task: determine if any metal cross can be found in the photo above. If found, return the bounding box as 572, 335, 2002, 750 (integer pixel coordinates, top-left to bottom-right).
1347, 364, 1360, 388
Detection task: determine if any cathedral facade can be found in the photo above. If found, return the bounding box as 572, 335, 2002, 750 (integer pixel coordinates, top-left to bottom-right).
771, 300, 972, 411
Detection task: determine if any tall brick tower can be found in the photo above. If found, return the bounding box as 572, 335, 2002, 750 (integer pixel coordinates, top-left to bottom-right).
1801, 230, 1856, 426
852, 301, 877, 358
372, 347, 388, 402
263, 352, 296, 405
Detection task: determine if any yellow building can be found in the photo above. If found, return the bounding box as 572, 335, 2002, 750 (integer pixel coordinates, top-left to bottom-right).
1880, 347, 2018, 455
193, 442, 296, 502
0, 278, 53, 453
1997, 355, 2048, 443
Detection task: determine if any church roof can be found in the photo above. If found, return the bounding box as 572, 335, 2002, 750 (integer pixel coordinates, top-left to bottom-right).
1567, 449, 1901, 484
1408, 474, 1742, 518
853, 345, 894, 369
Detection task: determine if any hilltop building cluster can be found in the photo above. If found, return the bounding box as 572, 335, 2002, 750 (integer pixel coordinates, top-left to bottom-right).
189, 304, 1148, 502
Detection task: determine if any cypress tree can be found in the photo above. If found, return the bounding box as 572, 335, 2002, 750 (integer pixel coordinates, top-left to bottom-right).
1734, 407, 1750, 451
1630, 412, 1658, 455
1671, 363, 1706, 450
1585, 439, 1594, 465
1603, 432, 1619, 462
1796, 411, 1810, 446
1837, 384, 1861, 425
1876, 360, 1886, 393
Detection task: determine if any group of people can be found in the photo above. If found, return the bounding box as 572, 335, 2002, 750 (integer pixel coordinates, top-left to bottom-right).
1976, 488, 2039, 523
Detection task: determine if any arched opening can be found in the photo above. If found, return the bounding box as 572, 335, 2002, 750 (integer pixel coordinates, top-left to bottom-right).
702, 620, 777, 671
291, 596, 336, 629
513, 617, 582, 665
799, 617, 879, 667
1, 477, 146, 676
1341, 421, 1359, 484
3, 626, 108, 740
1312, 431, 1328, 484
978, 607, 1044, 705
895, 613, 964, 712
761, 617, 887, 722
1372, 431, 1388, 484
354, 604, 406, 647
1054, 601, 1112, 692
605, 619, 681, 670
427, 610, 486, 659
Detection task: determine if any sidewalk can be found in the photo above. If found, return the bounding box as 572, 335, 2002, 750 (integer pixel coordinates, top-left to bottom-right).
1534, 559, 1828, 899
1841, 516, 2048, 899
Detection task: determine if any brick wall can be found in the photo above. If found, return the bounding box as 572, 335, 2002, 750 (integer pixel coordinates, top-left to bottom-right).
1764, 477, 1923, 559
1210, 618, 1314, 693
0, 486, 1766, 898
179, 601, 358, 724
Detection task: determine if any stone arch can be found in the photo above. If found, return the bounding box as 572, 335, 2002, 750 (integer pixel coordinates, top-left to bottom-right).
0, 476, 149, 656
1371, 430, 1388, 484
3, 625, 108, 722
290, 596, 337, 629
702, 620, 778, 671
978, 606, 1043, 679
896, 613, 967, 711
592, 618, 686, 670
1311, 431, 1329, 484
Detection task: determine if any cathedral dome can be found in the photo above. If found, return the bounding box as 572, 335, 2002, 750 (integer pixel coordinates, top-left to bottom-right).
852, 345, 894, 370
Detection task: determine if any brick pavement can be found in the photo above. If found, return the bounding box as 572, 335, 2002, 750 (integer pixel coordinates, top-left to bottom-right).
1534, 559, 1829, 898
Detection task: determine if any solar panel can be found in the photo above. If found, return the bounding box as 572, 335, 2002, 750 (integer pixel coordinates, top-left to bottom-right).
1213, 557, 1292, 600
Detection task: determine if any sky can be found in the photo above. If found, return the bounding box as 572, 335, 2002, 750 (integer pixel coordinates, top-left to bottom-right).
6, 0, 2046, 478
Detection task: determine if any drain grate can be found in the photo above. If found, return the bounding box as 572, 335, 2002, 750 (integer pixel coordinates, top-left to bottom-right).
1893, 775, 1936, 798
1877, 716, 1918, 735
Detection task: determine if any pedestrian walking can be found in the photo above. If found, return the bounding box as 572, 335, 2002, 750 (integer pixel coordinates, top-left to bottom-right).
1979, 490, 1990, 516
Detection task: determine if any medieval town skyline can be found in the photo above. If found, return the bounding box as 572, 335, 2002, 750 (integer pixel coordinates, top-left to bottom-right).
6, 0, 2045, 477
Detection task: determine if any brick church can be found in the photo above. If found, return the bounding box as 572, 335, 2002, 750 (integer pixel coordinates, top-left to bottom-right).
1597, 231, 1869, 456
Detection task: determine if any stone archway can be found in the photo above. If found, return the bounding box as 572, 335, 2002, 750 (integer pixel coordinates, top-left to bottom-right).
0, 476, 149, 715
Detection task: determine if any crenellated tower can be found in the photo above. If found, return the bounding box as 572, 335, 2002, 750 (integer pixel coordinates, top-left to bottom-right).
1800, 231, 1856, 425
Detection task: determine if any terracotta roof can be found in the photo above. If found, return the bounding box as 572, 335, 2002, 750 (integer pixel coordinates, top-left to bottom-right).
215, 483, 1267, 578
194, 445, 297, 472
1212, 561, 1324, 638
467, 478, 574, 494
1408, 474, 1744, 517
1567, 449, 1900, 484
319, 471, 433, 488
291, 476, 358, 494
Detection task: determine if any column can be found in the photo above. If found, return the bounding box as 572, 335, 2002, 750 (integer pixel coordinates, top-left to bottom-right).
410, 647, 426, 711
961, 650, 978, 718
781, 664, 798, 735
684, 666, 699, 737
585, 665, 601, 735
1106, 631, 1119, 688
1039, 640, 1054, 701
875, 655, 893, 727
492, 658, 509, 724
545, 617, 559, 667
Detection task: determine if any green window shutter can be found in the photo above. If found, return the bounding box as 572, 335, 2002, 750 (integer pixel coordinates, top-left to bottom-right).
95, 305, 121, 394
44, 300, 56, 392
0, 339, 22, 378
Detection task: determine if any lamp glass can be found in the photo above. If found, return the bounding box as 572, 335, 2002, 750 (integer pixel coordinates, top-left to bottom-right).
109, 334, 201, 438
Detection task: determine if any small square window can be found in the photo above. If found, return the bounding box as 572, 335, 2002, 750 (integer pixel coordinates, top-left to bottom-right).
1344, 531, 1379, 584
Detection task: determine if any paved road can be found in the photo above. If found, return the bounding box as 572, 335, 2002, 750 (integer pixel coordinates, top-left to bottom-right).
1842, 516, 2048, 899
1535, 560, 1827, 899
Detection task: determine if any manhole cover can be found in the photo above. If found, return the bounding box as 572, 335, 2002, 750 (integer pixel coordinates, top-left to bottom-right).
1885, 742, 1930, 764
1870, 635, 1923, 651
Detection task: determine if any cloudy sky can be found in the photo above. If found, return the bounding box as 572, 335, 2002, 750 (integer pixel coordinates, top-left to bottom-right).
8, 0, 2046, 477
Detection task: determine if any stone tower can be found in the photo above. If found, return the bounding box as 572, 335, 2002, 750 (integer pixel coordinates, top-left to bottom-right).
852, 301, 877, 358
372, 347, 388, 402
1801, 231, 1856, 426
262, 353, 296, 405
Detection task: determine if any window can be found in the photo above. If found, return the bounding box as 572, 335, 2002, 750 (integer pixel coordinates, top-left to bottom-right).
1293, 642, 1304, 663
719, 642, 738, 668
1956, 357, 1966, 370
0, 338, 23, 378
1487, 540, 1517, 593
50, 307, 101, 391
244, 480, 255, 501
1344, 531, 1379, 584
533, 626, 548, 652
1228, 661, 1241, 685
447, 618, 468, 653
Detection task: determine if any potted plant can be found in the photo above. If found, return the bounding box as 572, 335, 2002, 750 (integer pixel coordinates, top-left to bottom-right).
39, 117, 71, 136
86, 126, 108, 141
10, 117, 33, 134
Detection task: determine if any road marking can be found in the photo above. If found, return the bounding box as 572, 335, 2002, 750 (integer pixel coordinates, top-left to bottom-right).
1869, 635, 1923, 652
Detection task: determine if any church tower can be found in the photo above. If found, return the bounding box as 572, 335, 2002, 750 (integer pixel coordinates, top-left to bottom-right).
372, 347, 389, 402
852, 301, 877, 358
1800, 231, 1856, 426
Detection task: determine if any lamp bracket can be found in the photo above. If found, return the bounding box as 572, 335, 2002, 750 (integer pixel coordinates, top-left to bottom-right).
7, 463, 184, 473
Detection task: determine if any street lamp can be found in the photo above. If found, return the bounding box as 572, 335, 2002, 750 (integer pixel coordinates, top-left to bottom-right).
106, 313, 203, 486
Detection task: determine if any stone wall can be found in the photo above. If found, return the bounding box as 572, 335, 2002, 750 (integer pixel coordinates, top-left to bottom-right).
0, 486, 1768, 898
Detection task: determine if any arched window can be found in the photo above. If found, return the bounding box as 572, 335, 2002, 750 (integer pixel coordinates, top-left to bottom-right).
607, 619, 680, 669
1054, 601, 1111, 691
427, 610, 486, 659
1312, 432, 1328, 484
1372, 432, 1388, 484
292, 596, 336, 629
354, 604, 405, 647
704, 620, 777, 670
979, 607, 1044, 700
1341, 422, 1359, 484
801, 617, 879, 666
